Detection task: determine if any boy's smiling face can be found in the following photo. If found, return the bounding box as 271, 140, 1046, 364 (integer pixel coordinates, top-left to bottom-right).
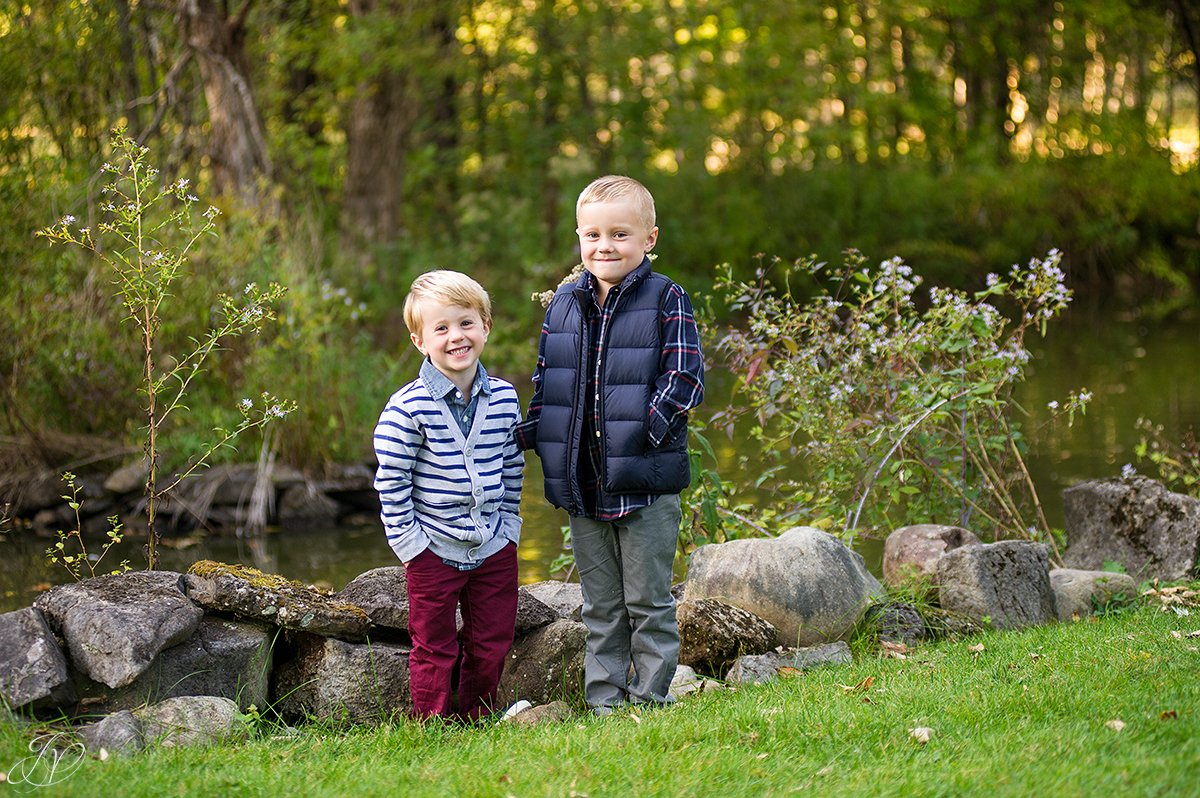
576, 200, 658, 300
410, 301, 490, 391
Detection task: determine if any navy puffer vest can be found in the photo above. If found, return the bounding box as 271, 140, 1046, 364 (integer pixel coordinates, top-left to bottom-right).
535, 262, 691, 515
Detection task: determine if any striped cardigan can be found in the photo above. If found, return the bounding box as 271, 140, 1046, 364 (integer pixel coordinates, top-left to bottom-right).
373, 374, 524, 566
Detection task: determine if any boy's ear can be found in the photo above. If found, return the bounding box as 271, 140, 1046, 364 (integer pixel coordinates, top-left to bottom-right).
645, 226, 659, 251
410, 332, 427, 355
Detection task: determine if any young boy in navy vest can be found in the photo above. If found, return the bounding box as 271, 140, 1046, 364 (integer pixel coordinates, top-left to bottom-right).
373, 270, 524, 722
516, 175, 705, 713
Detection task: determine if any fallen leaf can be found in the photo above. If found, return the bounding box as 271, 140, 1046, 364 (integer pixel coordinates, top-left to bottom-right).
1028, 652, 1041, 661
967, 643, 985, 657
909, 727, 933, 744
1171, 631, 1182, 639
881, 641, 909, 659
1105, 719, 1126, 732
1160, 710, 1178, 721
840, 675, 875, 693
755, 753, 769, 760
99, 747, 109, 761
778, 666, 803, 678
499, 775, 512, 784
0, 772, 7, 783
629, 713, 641, 725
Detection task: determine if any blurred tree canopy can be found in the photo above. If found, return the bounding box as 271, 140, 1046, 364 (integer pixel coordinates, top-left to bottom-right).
1, 0, 1198, 466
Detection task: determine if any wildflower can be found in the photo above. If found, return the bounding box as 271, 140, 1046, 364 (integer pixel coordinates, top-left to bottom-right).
1047, 401, 1060, 411
240, 398, 253, 411
1121, 463, 1136, 479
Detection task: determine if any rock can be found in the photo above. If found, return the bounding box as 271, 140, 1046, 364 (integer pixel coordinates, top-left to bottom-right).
668, 664, 723, 699
725, 642, 852, 685
514, 591, 558, 637
509, 700, 572, 725
676, 598, 777, 676
134, 696, 242, 747
684, 527, 883, 647
77, 710, 144, 756
71, 616, 273, 714
337, 567, 410, 637
316, 463, 379, 513
882, 524, 981, 587
934, 541, 1056, 630
3, 470, 68, 515
184, 560, 370, 640
520, 581, 583, 621
273, 635, 412, 724
34, 571, 203, 689
1049, 568, 1138, 621
861, 601, 928, 646
1063, 477, 1200, 582
278, 484, 340, 526
0, 607, 74, 711
497, 619, 586, 706
103, 460, 149, 495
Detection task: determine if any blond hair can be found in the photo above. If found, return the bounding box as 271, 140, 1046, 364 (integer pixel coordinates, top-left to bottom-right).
403, 270, 492, 334
576, 175, 656, 231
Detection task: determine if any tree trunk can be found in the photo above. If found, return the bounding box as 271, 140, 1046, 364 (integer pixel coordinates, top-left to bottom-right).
178, 0, 272, 207
342, 0, 460, 246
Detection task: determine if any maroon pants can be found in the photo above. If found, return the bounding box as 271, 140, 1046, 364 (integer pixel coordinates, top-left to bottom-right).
405, 543, 518, 721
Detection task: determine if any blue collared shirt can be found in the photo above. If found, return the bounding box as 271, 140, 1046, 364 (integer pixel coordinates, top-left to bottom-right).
420, 358, 491, 438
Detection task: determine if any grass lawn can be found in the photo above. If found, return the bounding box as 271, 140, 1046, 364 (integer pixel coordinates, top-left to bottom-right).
2, 601, 1197, 798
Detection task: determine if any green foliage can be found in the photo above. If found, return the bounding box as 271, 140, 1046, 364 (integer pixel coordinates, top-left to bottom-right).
36, 129, 294, 565
706, 248, 1088, 548
1132, 418, 1200, 496
44, 472, 130, 581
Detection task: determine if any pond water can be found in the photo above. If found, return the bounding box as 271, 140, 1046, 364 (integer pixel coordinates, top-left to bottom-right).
2, 307, 1196, 613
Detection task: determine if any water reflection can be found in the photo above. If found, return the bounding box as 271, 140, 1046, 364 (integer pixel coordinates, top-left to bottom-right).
2, 309, 1195, 613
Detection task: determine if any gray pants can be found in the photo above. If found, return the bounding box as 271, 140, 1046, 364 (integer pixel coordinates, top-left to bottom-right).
570, 493, 682, 708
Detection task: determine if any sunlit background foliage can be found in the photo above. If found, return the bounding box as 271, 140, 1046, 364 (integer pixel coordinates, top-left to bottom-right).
1, 0, 1197, 473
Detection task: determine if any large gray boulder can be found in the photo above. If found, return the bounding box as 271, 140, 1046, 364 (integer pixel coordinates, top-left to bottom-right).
684, 527, 883, 647
1050, 568, 1138, 621
184, 560, 370, 640
134, 695, 242, 747
0, 607, 74, 711
497, 619, 586, 706
34, 571, 202, 689
676, 598, 777, 676
273, 635, 412, 724
514, 591, 558, 637
71, 616, 273, 714
725, 642, 852, 685
337, 567, 410, 637
77, 710, 144, 756
1063, 477, 1200, 581
935, 541, 1056, 630
520, 581, 583, 621
883, 524, 981, 587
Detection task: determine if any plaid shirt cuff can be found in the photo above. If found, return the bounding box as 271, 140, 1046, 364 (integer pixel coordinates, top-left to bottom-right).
648, 407, 672, 448
514, 417, 538, 451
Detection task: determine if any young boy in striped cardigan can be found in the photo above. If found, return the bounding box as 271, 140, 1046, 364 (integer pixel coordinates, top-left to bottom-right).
373, 270, 524, 722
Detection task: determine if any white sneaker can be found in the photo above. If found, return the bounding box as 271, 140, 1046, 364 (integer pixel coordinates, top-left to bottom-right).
499, 700, 533, 720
